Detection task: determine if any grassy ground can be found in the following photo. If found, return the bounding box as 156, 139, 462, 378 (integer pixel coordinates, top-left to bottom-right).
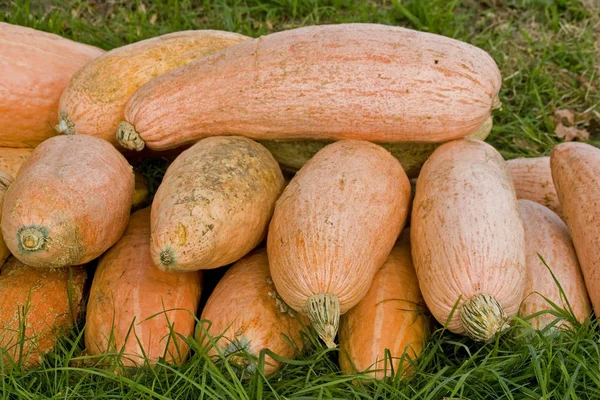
1, 0, 600, 398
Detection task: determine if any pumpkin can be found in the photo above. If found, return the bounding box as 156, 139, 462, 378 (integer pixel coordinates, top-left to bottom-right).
0, 257, 86, 366
267, 140, 411, 348
0, 170, 13, 268
550, 142, 600, 318
411, 139, 526, 342
132, 170, 150, 209
0, 22, 104, 148
0, 148, 34, 178
199, 249, 308, 376
338, 230, 428, 379
1, 135, 134, 268
118, 23, 501, 152
151, 136, 284, 272
518, 199, 590, 330
506, 156, 562, 219
57, 30, 250, 147
86, 207, 202, 366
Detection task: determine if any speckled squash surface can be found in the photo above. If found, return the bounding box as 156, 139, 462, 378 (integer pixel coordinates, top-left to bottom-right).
86, 208, 202, 366
1, 135, 134, 268
0, 22, 104, 148
118, 23, 501, 152
0, 148, 34, 178
267, 140, 411, 348
199, 249, 308, 376
0, 171, 13, 267
411, 138, 526, 342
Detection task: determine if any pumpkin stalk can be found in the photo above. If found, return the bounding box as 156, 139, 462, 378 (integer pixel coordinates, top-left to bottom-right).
18, 227, 47, 252
56, 111, 76, 135
460, 294, 510, 343
307, 294, 340, 348
117, 121, 146, 151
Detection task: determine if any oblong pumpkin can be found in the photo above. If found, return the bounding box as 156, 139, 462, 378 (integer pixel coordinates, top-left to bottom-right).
199, 249, 307, 376
0, 257, 86, 366
0, 171, 13, 268
0, 148, 34, 178
506, 157, 562, 218
86, 207, 202, 366
151, 136, 284, 272
551, 142, 600, 317
338, 231, 428, 379
518, 199, 590, 330
0, 22, 104, 148
118, 23, 501, 152
58, 30, 250, 147
1, 135, 134, 268
411, 139, 526, 342
267, 140, 411, 348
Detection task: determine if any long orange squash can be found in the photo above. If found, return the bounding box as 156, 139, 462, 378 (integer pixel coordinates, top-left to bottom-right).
267, 140, 411, 348
199, 249, 307, 376
151, 136, 284, 272
86, 208, 202, 366
118, 23, 501, 152
411, 139, 526, 342
0, 22, 104, 148
0, 257, 86, 366
338, 231, 428, 379
506, 157, 562, 219
551, 142, 600, 317
518, 200, 590, 330
58, 30, 250, 147
1, 135, 134, 268
0, 171, 13, 268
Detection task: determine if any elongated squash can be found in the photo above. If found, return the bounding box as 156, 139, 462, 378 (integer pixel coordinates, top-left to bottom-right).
58, 30, 250, 147
199, 249, 307, 376
0, 22, 104, 148
151, 136, 284, 272
551, 142, 600, 317
518, 200, 589, 330
86, 208, 202, 366
0, 148, 34, 178
411, 139, 526, 342
118, 23, 501, 152
0, 171, 13, 268
267, 140, 411, 348
0, 257, 86, 366
339, 231, 428, 379
507, 157, 562, 218
1, 135, 134, 268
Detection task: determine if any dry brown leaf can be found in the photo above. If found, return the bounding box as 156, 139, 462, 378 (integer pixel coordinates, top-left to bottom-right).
149, 14, 157, 25
512, 138, 540, 152
553, 109, 575, 126
555, 124, 590, 141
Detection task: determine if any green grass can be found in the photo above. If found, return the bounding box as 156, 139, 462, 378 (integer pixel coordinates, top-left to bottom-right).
1, 0, 599, 398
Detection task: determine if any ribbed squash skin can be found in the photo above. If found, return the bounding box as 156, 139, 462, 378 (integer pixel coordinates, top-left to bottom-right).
0, 22, 104, 148
0, 148, 34, 178
58, 30, 250, 146
0, 171, 13, 267
151, 136, 284, 272
411, 139, 526, 341
507, 157, 562, 219
86, 208, 202, 366
0, 257, 86, 366
120, 23, 501, 152
339, 231, 428, 379
551, 142, 600, 317
518, 200, 590, 329
199, 249, 307, 376
1, 135, 134, 268
267, 140, 411, 347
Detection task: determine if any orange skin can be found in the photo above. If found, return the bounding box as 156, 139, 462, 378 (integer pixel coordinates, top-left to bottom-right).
122, 23, 501, 151
0, 148, 34, 178
267, 140, 411, 322
518, 200, 590, 329
1, 135, 134, 268
86, 208, 202, 367
411, 139, 526, 335
339, 231, 428, 380
58, 30, 249, 147
507, 157, 562, 219
551, 142, 600, 318
0, 171, 13, 267
0, 257, 86, 367
150, 136, 284, 272
132, 170, 149, 209
199, 249, 308, 376
0, 22, 104, 148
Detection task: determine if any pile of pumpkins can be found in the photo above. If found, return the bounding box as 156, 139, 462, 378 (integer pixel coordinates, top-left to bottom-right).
0, 20, 597, 379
